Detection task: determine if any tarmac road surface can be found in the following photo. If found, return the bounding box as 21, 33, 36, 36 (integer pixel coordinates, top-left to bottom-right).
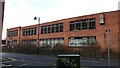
1, 52, 119, 68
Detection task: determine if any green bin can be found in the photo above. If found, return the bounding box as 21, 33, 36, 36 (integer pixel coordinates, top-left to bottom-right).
57, 54, 80, 68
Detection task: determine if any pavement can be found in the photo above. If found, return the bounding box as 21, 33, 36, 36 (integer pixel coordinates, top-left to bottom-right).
0, 52, 119, 68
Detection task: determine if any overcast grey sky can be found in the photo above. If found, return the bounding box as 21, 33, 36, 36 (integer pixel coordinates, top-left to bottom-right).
2, 0, 120, 39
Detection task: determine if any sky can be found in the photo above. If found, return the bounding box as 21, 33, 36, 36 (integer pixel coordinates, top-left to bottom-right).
2, 0, 120, 39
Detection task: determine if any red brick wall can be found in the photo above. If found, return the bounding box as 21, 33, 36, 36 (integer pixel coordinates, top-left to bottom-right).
118, 11, 120, 54
6, 10, 119, 53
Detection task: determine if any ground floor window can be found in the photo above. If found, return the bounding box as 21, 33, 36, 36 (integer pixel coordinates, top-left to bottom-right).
22, 39, 37, 45
69, 36, 96, 47
7, 40, 18, 46
39, 38, 64, 46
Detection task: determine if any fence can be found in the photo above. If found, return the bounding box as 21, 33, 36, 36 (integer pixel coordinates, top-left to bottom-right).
2, 44, 119, 59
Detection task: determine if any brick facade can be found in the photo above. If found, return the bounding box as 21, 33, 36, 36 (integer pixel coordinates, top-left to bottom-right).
6, 10, 120, 54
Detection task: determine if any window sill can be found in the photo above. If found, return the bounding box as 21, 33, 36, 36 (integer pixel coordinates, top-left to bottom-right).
68, 45, 96, 48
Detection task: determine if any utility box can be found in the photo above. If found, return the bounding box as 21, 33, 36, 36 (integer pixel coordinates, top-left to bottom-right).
57, 54, 80, 68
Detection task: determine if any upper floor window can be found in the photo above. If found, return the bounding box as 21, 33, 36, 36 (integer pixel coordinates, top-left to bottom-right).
59, 23, 63, 32
8, 30, 18, 37
41, 23, 63, 34
70, 18, 96, 31
22, 27, 36, 36
48, 25, 51, 33
70, 23, 74, 31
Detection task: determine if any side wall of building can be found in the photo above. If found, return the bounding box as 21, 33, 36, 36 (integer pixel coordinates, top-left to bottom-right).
96, 11, 119, 53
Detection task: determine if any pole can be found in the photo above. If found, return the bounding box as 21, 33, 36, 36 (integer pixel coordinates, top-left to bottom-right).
38, 17, 40, 46
38, 17, 40, 53
106, 29, 110, 68
34, 17, 40, 53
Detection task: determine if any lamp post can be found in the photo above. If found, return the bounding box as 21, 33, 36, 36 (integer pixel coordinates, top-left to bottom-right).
34, 17, 40, 46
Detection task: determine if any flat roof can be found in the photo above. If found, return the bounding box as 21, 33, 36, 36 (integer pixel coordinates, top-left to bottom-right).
58, 54, 80, 57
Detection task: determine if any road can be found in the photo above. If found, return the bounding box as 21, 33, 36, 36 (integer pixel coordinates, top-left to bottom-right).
0, 52, 119, 68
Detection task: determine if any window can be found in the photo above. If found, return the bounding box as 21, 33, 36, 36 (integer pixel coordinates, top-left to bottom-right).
42, 26, 45, 34
22, 39, 36, 45
33, 28, 36, 35
40, 38, 64, 46
43, 39, 47, 46
41, 26, 44, 34
82, 37, 88, 45
40, 23, 63, 34
89, 19, 96, 29
24, 29, 27, 36
70, 18, 96, 31
50, 25, 53, 33
54, 25, 57, 32
59, 38, 64, 45
55, 24, 59, 32
76, 21, 81, 30
78, 38, 83, 46
30, 28, 33, 35
47, 39, 51, 45
99, 14, 105, 25
48, 25, 51, 33
69, 36, 96, 47
22, 27, 36, 36
31, 40, 36, 45
12, 40, 17, 45
82, 20, 87, 29
50, 39, 54, 45
8, 30, 18, 37
52, 25, 54, 33
40, 40, 43, 46
55, 39, 58, 45
60, 23, 63, 32
70, 23, 74, 31
44, 26, 47, 34
27, 29, 30, 35
89, 37, 96, 45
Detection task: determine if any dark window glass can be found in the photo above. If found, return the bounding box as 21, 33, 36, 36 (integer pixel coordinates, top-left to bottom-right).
44, 26, 47, 34
22, 27, 36, 36
70, 23, 74, 31
89, 19, 95, 29
52, 25, 54, 33
60, 23, 63, 32
33, 28, 36, 35
31, 28, 33, 35
54, 25, 57, 32
23, 29, 25, 36
40, 23, 63, 34
28, 29, 30, 35
8, 30, 18, 37
76, 21, 81, 30
56, 24, 59, 32
82, 20, 87, 29
48, 25, 51, 33
69, 18, 95, 31
41, 26, 43, 34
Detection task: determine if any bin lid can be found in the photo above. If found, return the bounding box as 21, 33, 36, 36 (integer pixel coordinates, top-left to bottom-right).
58, 54, 80, 57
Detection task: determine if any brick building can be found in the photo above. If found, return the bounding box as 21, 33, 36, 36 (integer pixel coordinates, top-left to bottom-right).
6, 10, 120, 54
